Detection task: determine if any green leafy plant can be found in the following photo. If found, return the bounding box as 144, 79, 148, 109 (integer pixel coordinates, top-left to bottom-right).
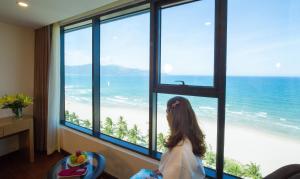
0, 94, 33, 118
243, 162, 263, 179
82, 119, 91, 129
65, 110, 92, 129
157, 133, 167, 153
0, 94, 33, 109
116, 116, 128, 139
203, 145, 216, 168
103, 117, 114, 135
128, 124, 139, 144
224, 159, 245, 177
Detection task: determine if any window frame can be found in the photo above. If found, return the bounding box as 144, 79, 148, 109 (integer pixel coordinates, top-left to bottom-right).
151, 1, 228, 179
157, 0, 217, 89
60, 0, 231, 178
98, 9, 151, 147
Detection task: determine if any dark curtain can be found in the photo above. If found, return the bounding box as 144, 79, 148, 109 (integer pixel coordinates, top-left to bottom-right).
33, 26, 51, 152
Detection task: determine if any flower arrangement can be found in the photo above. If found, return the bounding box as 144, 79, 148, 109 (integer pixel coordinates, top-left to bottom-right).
0, 94, 33, 118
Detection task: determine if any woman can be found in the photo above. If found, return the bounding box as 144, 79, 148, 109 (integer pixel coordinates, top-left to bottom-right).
157, 96, 206, 179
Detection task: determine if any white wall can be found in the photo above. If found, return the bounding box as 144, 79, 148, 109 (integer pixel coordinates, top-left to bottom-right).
0, 22, 34, 156
60, 127, 159, 179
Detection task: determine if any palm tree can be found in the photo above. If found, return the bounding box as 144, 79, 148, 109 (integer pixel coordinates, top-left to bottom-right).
69, 112, 78, 124
65, 110, 70, 121
73, 118, 80, 125
244, 162, 262, 179
103, 117, 114, 135
224, 159, 244, 177
139, 134, 147, 147
116, 116, 128, 139
157, 133, 167, 152
128, 124, 139, 144
127, 124, 147, 147
203, 145, 216, 168
83, 119, 91, 129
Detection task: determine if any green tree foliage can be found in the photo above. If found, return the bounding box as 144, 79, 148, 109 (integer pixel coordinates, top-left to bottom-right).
203, 145, 216, 168
244, 162, 263, 179
224, 159, 262, 178
128, 124, 139, 144
65, 110, 92, 129
70, 112, 79, 124
65, 110, 70, 121
203, 146, 263, 178
140, 134, 148, 147
157, 133, 167, 153
103, 117, 114, 135
224, 159, 245, 177
65, 110, 79, 124
128, 124, 146, 145
82, 119, 92, 129
116, 116, 128, 139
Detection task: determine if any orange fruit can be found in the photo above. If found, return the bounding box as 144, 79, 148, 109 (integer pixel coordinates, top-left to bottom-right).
77, 154, 86, 163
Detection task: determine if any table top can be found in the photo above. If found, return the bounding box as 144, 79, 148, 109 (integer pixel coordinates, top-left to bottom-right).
47, 152, 106, 179
0, 115, 32, 127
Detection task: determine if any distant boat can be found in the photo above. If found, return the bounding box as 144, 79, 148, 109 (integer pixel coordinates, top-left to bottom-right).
107, 81, 110, 87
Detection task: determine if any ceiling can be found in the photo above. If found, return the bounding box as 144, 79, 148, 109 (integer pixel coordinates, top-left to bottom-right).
0, 0, 117, 29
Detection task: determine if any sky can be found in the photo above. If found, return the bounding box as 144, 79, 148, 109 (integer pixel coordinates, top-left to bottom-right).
65, 0, 300, 77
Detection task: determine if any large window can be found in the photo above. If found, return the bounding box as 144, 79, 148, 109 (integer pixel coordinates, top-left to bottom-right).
61, 1, 224, 178
61, 0, 299, 178
225, 0, 300, 178
64, 26, 93, 129
99, 12, 150, 147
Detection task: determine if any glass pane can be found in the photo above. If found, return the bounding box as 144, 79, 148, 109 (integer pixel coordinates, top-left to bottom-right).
100, 12, 150, 148
156, 94, 217, 169
64, 27, 93, 129
160, 0, 215, 86
225, 0, 300, 178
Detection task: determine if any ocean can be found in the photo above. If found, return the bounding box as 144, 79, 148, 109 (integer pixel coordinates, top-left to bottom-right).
65, 74, 300, 139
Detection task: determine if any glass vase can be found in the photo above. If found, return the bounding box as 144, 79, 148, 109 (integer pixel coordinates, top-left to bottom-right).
12, 108, 23, 119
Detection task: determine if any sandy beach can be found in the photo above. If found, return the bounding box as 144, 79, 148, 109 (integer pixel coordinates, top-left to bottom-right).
65, 100, 300, 175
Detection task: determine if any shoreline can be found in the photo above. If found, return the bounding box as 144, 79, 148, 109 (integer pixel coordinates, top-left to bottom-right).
65, 100, 300, 175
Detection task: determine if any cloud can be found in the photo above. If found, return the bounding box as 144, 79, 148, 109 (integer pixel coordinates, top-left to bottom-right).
163, 64, 173, 74
204, 22, 212, 26
276, 62, 281, 68
65, 50, 92, 66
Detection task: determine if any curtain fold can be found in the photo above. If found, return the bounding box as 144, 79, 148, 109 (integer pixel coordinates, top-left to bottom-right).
33, 26, 51, 152
47, 23, 61, 155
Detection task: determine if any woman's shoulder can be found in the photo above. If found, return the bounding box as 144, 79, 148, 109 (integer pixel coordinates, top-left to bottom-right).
168, 138, 193, 156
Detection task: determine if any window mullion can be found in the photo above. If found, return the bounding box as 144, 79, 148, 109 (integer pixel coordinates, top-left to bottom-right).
60, 27, 65, 125
215, 0, 228, 178
149, 0, 161, 155
92, 17, 101, 135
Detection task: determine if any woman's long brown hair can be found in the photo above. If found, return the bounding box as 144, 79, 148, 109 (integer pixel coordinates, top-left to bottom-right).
165, 96, 206, 158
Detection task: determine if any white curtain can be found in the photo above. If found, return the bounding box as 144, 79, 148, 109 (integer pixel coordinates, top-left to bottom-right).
47, 23, 61, 155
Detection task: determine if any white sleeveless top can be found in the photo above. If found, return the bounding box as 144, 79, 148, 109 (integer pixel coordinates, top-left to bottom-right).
158, 138, 205, 179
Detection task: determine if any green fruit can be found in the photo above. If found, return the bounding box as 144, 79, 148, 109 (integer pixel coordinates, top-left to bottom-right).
70, 155, 77, 164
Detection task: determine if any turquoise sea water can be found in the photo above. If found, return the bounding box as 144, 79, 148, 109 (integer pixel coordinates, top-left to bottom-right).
65, 74, 300, 139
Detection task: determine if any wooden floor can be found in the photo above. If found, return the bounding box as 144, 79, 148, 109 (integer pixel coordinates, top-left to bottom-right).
0, 151, 116, 179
